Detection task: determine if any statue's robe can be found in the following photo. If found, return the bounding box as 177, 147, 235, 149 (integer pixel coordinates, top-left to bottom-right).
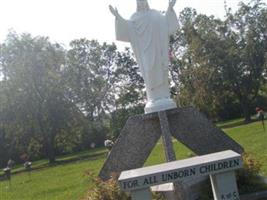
115, 9, 178, 100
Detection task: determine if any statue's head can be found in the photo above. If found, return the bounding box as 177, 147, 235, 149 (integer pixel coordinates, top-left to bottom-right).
136, 0, 150, 11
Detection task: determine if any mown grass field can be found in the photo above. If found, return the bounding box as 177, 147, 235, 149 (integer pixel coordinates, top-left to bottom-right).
0, 118, 266, 200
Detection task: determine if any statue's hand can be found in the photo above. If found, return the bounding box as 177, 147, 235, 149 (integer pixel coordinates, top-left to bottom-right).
109, 5, 119, 18
169, 0, 176, 9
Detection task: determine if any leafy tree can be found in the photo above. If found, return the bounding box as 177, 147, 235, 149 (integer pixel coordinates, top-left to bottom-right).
170, 8, 225, 118
66, 41, 145, 139
65, 39, 118, 120
114, 48, 145, 108
171, 0, 267, 122
65, 39, 122, 146
109, 48, 145, 138
0, 32, 84, 163
219, 0, 267, 122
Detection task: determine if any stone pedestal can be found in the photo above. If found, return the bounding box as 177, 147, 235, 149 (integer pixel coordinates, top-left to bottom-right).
145, 98, 177, 114
132, 188, 152, 200
210, 171, 240, 200
99, 107, 244, 199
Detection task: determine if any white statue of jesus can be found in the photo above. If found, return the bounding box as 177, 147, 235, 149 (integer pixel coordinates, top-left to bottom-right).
109, 0, 178, 113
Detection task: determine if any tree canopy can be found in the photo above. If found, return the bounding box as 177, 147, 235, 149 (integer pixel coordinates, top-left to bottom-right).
171, 0, 267, 121
0, 0, 266, 167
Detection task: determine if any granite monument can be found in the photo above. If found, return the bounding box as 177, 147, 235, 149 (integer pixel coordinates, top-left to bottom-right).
101, 1, 245, 199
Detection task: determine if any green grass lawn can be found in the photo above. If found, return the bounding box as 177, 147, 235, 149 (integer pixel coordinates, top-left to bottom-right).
0, 118, 266, 200
0, 149, 107, 200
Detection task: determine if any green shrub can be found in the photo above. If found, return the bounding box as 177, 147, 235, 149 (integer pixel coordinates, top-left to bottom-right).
83, 172, 165, 200
83, 172, 130, 200
237, 153, 267, 194
199, 153, 267, 200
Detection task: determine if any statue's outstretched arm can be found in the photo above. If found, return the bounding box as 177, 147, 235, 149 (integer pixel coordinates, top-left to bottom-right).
109, 5, 124, 21
109, 5, 130, 42
168, 0, 177, 11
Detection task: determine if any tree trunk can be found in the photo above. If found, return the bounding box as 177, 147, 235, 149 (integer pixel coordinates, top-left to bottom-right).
241, 102, 251, 123
37, 111, 56, 163
47, 148, 56, 164
44, 137, 56, 164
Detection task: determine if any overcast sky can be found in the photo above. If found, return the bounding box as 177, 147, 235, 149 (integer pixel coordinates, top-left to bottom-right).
0, 0, 265, 49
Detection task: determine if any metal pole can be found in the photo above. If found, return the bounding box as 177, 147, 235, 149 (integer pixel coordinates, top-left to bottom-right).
158, 111, 187, 200
158, 111, 176, 162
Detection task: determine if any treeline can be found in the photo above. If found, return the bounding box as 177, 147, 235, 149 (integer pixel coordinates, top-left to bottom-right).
0, 0, 267, 167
